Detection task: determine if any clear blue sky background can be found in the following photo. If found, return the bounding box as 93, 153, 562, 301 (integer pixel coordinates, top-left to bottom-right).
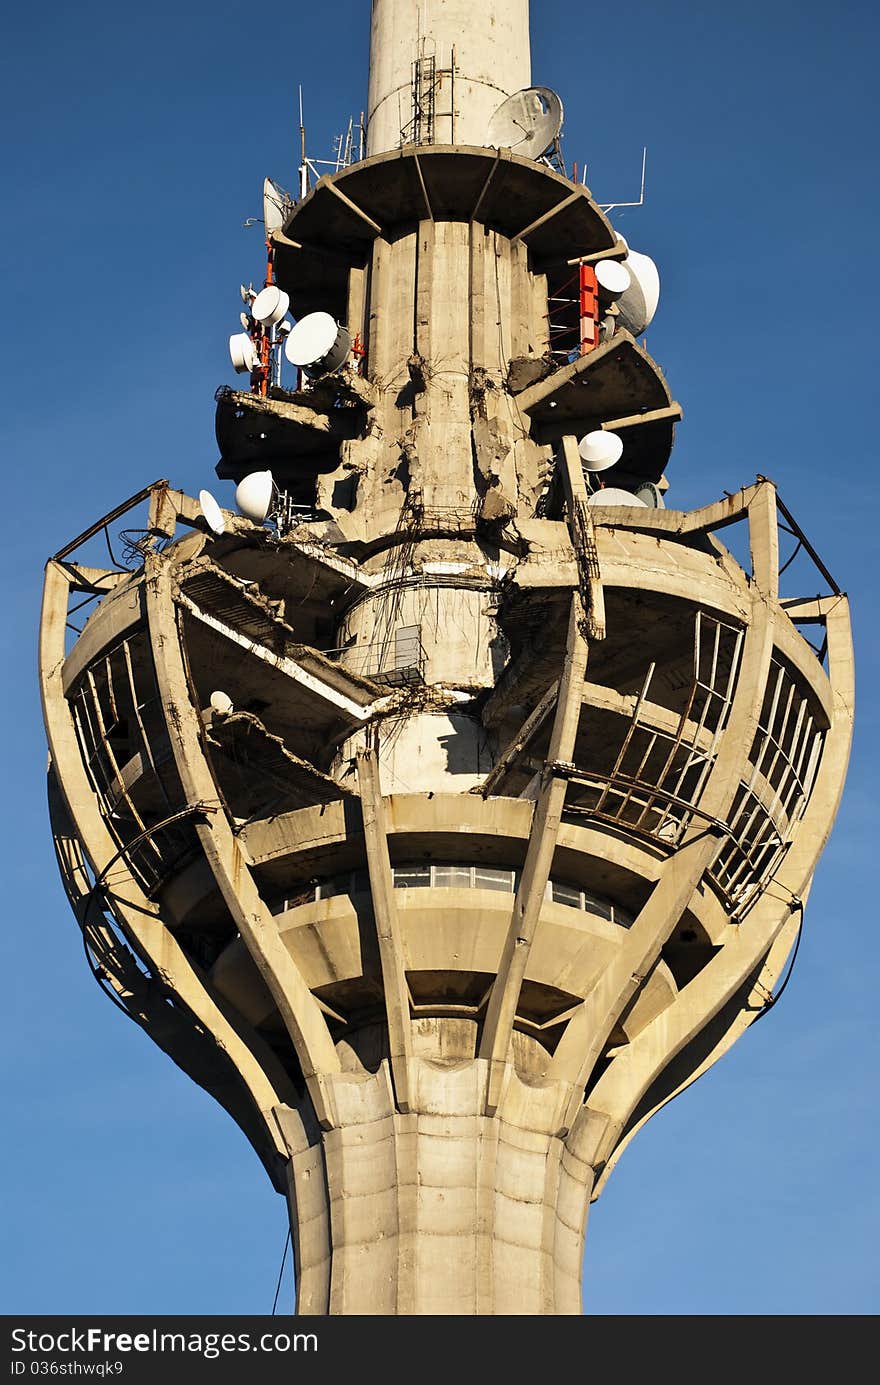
2, 0, 877, 1315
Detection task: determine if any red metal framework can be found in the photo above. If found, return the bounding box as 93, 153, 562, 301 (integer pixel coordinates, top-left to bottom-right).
578, 262, 599, 355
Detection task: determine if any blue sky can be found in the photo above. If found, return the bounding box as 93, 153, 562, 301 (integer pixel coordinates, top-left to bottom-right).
2, 0, 877, 1314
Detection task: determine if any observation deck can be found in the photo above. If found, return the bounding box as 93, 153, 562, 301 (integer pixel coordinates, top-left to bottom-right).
41, 470, 852, 1316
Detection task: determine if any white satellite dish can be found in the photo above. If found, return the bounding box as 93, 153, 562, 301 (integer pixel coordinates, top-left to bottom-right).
617, 249, 660, 336
198, 489, 227, 535
588, 487, 648, 508
239, 311, 251, 330
229, 332, 256, 374
487, 87, 564, 160
251, 285, 290, 326
595, 260, 631, 301
263, 177, 291, 237
235, 470, 275, 523
578, 430, 624, 471
209, 690, 233, 714
284, 311, 351, 375
634, 482, 666, 509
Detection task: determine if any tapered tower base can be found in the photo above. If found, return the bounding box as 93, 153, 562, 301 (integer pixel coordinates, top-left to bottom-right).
277, 1059, 592, 1315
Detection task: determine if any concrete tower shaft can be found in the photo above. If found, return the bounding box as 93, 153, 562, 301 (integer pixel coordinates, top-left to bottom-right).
367, 0, 531, 154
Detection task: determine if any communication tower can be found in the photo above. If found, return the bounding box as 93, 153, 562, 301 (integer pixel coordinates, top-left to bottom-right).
40, 0, 853, 1314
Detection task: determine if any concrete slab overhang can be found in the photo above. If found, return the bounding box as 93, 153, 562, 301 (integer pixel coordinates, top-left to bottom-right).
214, 386, 366, 481
237, 791, 727, 934
203, 531, 375, 608
272, 145, 619, 316
514, 332, 680, 483
177, 558, 392, 741
207, 711, 357, 818
210, 883, 689, 1057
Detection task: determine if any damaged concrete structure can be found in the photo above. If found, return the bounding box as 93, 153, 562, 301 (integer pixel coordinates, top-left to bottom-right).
40, 0, 852, 1315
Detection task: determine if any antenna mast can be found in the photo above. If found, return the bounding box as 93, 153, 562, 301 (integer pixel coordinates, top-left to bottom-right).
298, 85, 308, 198
601, 146, 648, 213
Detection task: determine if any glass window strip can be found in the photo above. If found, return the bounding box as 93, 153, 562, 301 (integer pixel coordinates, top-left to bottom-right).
290, 864, 629, 925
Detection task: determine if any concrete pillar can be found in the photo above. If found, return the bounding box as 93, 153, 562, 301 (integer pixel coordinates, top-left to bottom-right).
367, 0, 531, 154
277, 1061, 593, 1315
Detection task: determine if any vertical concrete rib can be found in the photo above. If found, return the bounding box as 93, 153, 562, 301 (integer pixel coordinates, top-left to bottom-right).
479, 594, 588, 1112
142, 555, 342, 1127
356, 746, 414, 1112
585, 590, 855, 1180
39, 560, 295, 1144
551, 486, 781, 1133
559, 433, 606, 636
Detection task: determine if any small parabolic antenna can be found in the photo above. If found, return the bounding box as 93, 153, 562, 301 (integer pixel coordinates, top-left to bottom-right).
588, 487, 648, 508
263, 177, 292, 238
209, 690, 234, 715
616, 249, 660, 336
284, 312, 352, 376
579, 430, 624, 471
251, 285, 290, 326
487, 87, 563, 160
229, 332, 256, 374
635, 482, 665, 509
198, 489, 227, 535
595, 259, 631, 301
235, 470, 275, 524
